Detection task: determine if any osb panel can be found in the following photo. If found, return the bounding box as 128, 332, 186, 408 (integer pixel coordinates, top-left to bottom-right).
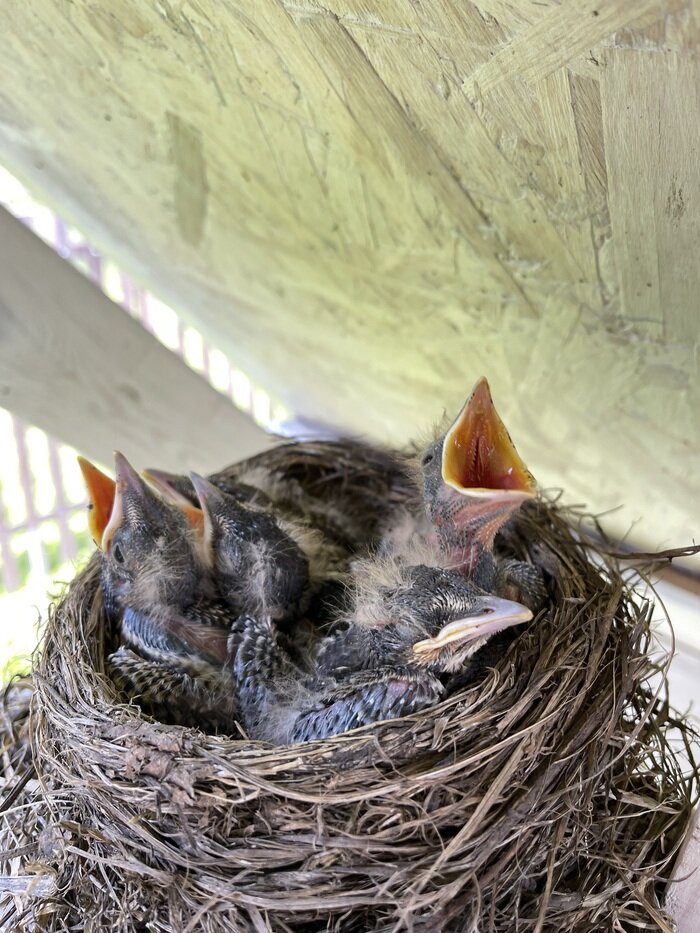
0, 1, 698, 557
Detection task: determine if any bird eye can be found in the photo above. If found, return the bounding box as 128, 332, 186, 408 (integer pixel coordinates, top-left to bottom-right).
422, 453, 434, 467
112, 543, 125, 565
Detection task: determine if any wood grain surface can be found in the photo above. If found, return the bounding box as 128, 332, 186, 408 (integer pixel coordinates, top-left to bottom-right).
0, 1, 697, 558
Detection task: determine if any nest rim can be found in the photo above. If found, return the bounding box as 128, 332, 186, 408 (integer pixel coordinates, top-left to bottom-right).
1, 496, 697, 932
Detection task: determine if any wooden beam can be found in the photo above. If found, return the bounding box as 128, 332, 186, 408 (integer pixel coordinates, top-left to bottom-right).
0, 207, 269, 473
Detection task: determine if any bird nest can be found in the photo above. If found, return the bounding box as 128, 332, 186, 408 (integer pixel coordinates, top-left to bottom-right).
1, 499, 698, 932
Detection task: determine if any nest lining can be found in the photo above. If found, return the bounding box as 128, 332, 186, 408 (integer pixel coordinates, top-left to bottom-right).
0, 498, 698, 932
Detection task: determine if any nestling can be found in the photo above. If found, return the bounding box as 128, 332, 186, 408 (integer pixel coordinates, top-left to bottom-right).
145, 436, 418, 555
316, 558, 533, 676
80, 453, 237, 727
189, 472, 314, 622
79, 451, 212, 621
419, 377, 546, 608
227, 557, 531, 744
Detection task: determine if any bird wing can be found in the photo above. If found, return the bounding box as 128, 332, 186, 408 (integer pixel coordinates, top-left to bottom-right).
290, 669, 443, 743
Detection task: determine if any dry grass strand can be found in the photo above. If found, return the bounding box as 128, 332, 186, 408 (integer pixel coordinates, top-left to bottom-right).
0, 499, 697, 931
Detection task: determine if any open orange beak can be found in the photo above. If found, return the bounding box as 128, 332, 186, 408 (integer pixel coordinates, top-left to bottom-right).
442, 378, 536, 503
78, 457, 116, 549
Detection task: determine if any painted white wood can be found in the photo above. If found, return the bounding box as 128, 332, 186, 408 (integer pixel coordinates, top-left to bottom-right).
0, 207, 270, 473
659, 578, 700, 931
667, 807, 700, 932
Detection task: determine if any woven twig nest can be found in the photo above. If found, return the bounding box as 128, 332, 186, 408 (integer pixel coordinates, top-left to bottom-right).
1, 499, 698, 931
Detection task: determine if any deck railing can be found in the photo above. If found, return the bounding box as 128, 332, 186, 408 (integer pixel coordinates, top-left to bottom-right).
0, 166, 284, 597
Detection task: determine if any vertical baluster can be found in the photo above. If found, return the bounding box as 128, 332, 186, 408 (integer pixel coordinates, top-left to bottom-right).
201, 336, 211, 384
0, 446, 20, 592
47, 439, 77, 562
177, 318, 187, 361
12, 417, 47, 582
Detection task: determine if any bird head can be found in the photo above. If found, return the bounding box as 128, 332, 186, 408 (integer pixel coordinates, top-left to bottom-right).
421, 377, 536, 564
189, 473, 310, 619
409, 589, 532, 672
79, 452, 210, 616
349, 562, 532, 673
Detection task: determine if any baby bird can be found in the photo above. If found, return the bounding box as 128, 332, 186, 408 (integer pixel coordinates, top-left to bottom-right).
80, 453, 237, 728
419, 377, 546, 608
79, 452, 211, 623
151, 470, 353, 638
228, 614, 443, 744
145, 437, 418, 555
315, 558, 532, 676
227, 560, 531, 744
189, 472, 314, 622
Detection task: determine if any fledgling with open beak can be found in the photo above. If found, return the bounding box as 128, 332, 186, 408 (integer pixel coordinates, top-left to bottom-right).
79, 452, 212, 621
79, 453, 237, 727
227, 559, 531, 744
419, 378, 546, 608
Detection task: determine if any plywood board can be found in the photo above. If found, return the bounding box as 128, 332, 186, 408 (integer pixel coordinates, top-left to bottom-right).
0, 0, 697, 558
